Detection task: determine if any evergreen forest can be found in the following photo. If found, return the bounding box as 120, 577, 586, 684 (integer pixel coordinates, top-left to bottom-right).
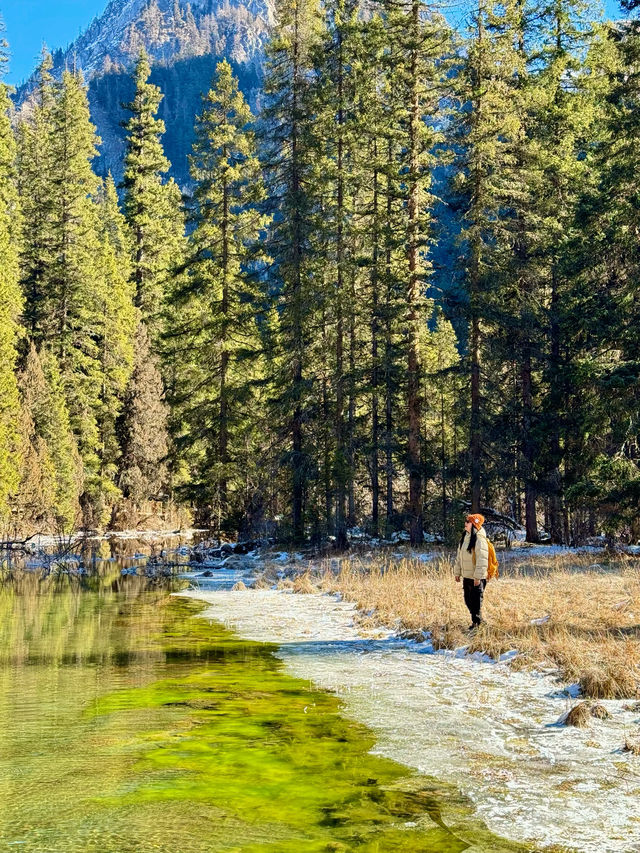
1, 0, 640, 546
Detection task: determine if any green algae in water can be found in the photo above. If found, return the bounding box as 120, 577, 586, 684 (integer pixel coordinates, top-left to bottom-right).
0, 577, 524, 852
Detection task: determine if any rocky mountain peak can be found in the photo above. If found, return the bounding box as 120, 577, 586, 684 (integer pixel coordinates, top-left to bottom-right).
41, 0, 274, 83
17, 0, 274, 185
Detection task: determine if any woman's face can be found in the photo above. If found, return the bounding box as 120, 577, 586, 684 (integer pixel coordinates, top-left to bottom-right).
464, 520, 472, 533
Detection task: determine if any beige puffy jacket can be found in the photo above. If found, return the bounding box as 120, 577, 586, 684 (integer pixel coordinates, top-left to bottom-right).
454, 526, 489, 580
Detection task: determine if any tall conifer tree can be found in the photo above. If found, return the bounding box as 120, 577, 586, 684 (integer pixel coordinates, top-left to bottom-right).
0, 24, 23, 523
262, 0, 325, 541
18, 67, 105, 500
119, 50, 182, 513
122, 50, 184, 335
169, 60, 269, 530
18, 345, 83, 530
385, 0, 451, 542
532, 0, 598, 541
118, 321, 169, 504
569, 0, 640, 536
47, 70, 104, 490
93, 176, 137, 517
354, 13, 388, 536
313, 0, 362, 546
16, 50, 55, 339
451, 0, 522, 514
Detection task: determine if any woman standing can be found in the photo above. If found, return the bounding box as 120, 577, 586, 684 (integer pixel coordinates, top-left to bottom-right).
454, 513, 489, 629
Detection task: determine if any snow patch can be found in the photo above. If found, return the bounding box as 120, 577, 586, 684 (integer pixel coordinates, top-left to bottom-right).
530, 614, 551, 625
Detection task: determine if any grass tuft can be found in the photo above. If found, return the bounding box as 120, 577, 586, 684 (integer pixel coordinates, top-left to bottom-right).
623, 734, 640, 755
579, 662, 639, 701
292, 572, 318, 595
564, 702, 592, 728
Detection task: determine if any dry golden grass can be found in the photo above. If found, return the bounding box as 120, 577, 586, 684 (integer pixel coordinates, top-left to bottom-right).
563, 702, 610, 727
292, 572, 319, 595
623, 733, 640, 756
590, 703, 611, 720
314, 550, 640, 699
564, 703, 593, 728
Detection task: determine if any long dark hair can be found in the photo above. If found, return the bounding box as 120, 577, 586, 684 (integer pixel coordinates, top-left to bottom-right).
459, 527, 477, 554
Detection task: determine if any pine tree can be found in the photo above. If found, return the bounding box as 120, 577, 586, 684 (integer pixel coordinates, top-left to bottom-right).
566, 0, 640, 538
312, 0, 362, 547
383, 0, 452, 542
18, 66, 141, 524
92, 175, 137, 519
118, 322, 169, 505
168, 60, 269, 530
18, 345, 83, 531
420, 307, 462, 539
18, 67, 105, 477
527, 0, 600, 541
505, 0, 545, 541
22, 68, 117, 524
15, 400, 56, 534
376, 25, 410, 534
451, 0, 523, 514
122, 50, 184, 335
16, 50, 56, 339
353, 11, 396, 537
47, 71, 104, 479
0, 23, 23, 524
262, 0, 325, 542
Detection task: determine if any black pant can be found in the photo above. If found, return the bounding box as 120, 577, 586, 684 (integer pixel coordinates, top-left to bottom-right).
463, 577, 487, 625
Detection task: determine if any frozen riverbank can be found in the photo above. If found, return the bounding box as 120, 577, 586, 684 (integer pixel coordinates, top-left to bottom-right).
180, 587, 640, 853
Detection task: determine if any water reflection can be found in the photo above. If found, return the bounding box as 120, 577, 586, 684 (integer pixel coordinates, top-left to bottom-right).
0, 574, 523, 852
2, 531, 195, 574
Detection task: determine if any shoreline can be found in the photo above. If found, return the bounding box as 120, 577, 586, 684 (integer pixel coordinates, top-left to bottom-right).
179, 585, 640, 853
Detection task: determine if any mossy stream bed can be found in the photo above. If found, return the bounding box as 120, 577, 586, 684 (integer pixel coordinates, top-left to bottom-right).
0, 574, 525, 852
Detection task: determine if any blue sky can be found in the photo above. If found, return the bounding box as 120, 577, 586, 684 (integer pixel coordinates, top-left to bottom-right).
0, 0, 624, 87
1, 0, 106, 85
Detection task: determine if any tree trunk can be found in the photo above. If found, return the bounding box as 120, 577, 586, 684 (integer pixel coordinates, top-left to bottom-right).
406, 0, 423, 546
384, 139, 394, 528
515, 9, 538, 544
348, 267, 357, 527
522, 348, 538, 542
469, 9, 484, 515
370, 148, 380, 537
470, 298, 482, 513
334, 24, 348, 551
548, 267, 564, 543
219, 174, 230, 527
322, 306, 333, 536
441, 387, 447, 539
291, 5, 305, 543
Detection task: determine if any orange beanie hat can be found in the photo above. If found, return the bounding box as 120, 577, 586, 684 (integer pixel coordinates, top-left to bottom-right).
466, 513, 485, 528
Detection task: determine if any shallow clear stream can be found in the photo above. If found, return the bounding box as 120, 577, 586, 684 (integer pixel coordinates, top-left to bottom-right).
0, 567, 524, 852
